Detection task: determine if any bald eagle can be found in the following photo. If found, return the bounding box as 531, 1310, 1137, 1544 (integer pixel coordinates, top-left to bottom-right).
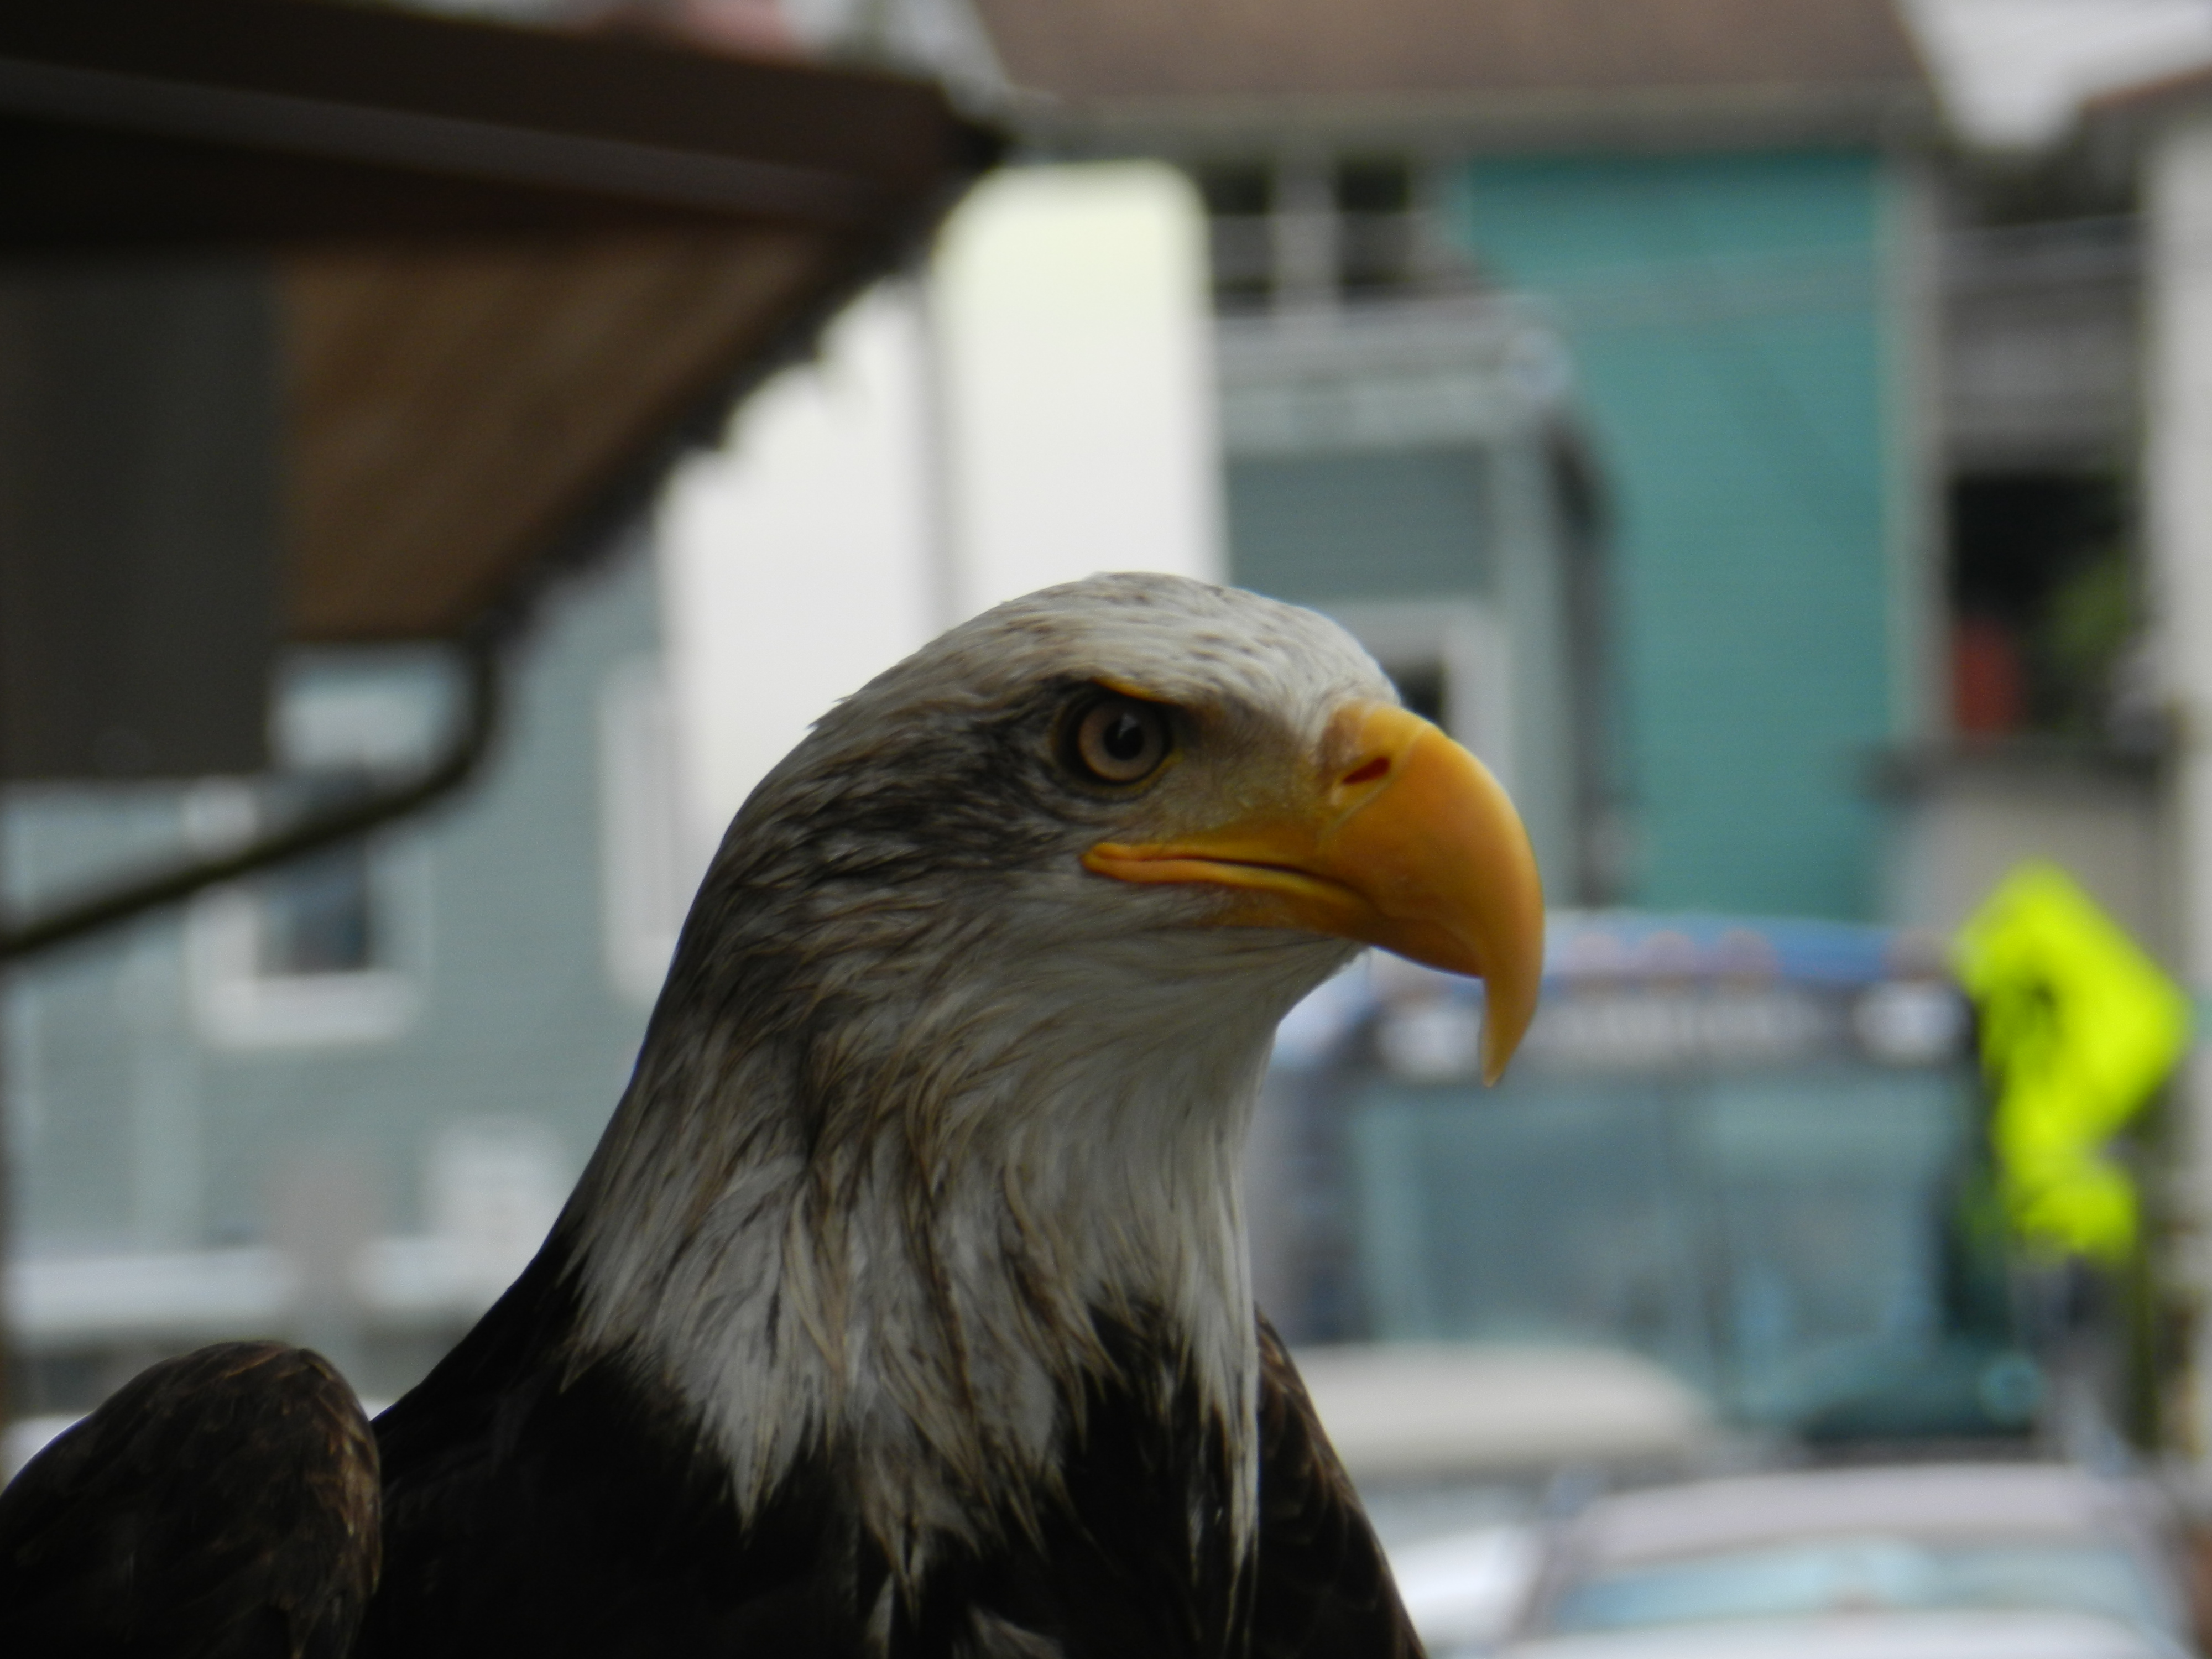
0, 573, 1542, 1658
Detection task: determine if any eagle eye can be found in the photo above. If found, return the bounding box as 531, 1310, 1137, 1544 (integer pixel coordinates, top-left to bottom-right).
1067, 694, 1173, 786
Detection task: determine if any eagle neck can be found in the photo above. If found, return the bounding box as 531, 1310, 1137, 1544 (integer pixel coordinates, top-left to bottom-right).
561, 930, 1314, 1583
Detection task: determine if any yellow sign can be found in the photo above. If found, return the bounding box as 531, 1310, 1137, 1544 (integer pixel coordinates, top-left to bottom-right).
1954, 863, 2190, 1261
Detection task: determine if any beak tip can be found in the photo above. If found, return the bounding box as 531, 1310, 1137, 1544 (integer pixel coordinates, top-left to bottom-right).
1477, 1015, 1516, 1087
1477, 967, 1542, 1087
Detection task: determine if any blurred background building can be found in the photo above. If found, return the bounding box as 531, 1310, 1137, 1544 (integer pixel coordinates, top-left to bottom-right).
0, 0, 998, 1412
18, 4, 2212, 1648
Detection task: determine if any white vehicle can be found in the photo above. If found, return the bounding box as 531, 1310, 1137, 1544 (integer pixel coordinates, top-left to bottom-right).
1496, 1464, 2195, 1659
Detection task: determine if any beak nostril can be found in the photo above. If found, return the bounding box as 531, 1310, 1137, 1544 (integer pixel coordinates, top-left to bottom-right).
1342, 757, 1390, 787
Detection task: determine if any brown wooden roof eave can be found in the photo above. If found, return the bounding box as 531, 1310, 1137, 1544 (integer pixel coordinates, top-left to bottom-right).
279, 225, 852, 644
0, 0, 1000, 645
0, 0, 989, 234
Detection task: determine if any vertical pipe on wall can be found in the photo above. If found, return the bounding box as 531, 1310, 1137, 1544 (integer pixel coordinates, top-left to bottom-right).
1880, 154, 1947, 753
2143, 108, 2212, 1458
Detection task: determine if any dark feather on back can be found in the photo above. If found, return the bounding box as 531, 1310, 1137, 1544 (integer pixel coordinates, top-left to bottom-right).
0, 1341, 380, 1659
1251, 1319, 1425, 1659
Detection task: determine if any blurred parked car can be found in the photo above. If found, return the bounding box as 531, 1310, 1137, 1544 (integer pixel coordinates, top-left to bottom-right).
1493, 1463, 2195, 1659
1299, 1343, 1715, 1650
1252, 914, 2038, 1444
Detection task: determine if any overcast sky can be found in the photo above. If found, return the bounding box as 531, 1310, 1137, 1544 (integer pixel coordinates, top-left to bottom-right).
1903, 0, 2212, 148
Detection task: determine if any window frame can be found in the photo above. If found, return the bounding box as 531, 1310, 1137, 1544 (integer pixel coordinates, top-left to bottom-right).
186, 669, 439, 1050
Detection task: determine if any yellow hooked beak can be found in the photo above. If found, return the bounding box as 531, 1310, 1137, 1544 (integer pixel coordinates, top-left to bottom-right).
1083, 701, 1545, 1083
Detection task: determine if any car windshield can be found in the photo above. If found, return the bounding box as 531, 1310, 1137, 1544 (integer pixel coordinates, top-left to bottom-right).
1545, 1537, 2172, 1636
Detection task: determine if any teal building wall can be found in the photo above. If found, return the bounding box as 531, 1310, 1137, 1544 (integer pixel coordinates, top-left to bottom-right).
4, 546, 660, 1261
1455, 151, 1916, 919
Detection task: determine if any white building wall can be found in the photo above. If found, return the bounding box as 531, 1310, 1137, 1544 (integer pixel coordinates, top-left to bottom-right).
659, 161, 1224, 848
931, 164, 1224, 619
658, 289, 939, 858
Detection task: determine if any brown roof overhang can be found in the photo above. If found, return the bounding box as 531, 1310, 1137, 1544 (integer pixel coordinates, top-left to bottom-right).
0, 0, 998, 643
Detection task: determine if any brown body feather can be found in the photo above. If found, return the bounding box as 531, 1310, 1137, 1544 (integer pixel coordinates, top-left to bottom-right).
0, 1321, 1415, 1656
1254, 1321, 1423, 1659
0, 1342, 380, 1658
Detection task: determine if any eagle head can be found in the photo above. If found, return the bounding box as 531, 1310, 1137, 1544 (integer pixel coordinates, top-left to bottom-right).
684, 570, 1538, 1073
566, 571, 1542, 1561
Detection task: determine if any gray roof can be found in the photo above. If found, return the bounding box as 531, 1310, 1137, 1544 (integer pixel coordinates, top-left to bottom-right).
974, 0, 1937, 149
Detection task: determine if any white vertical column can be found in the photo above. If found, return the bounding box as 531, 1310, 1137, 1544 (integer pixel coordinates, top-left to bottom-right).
930, 161, 1224, 619
658, 161, 1225, 851
2143, 109, 2212, 1455
656, 289, 937, 847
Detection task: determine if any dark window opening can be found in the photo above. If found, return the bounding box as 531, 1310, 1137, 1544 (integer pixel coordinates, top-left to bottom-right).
1190, 154, 1477, 311
254, 771, 379, 975
1335, 158, 1412, 215
1196, 161, 1272, 218
1193, 161, 1274, 310
1335, 156, 1417, 298
1552, 427, 1620, 908
1388, 661, 1447, 729
1948, 473, 2132, 740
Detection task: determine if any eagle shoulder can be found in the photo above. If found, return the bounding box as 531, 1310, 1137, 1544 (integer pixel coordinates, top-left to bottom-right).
0, 1340, 380, 1658
1252, 1317, 1424, 1659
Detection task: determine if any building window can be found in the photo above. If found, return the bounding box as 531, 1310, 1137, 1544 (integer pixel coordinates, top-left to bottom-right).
1319, 600, 1514, 788
1947, 472, 2136, 742
1388, 659, 1449, 729
254, 776, 379, 976
1195, 161, 1276, 310
1335, 157, 1418, 297
188, 662, 442, 1049
1191, 153, 1460, 314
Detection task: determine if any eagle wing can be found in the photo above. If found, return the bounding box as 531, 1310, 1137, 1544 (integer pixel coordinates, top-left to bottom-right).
0, 1340, 381, 1658
1251, 1317, 1423, 1659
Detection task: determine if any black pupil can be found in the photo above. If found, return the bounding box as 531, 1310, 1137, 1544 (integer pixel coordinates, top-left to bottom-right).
1103, 711, 1148, 761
